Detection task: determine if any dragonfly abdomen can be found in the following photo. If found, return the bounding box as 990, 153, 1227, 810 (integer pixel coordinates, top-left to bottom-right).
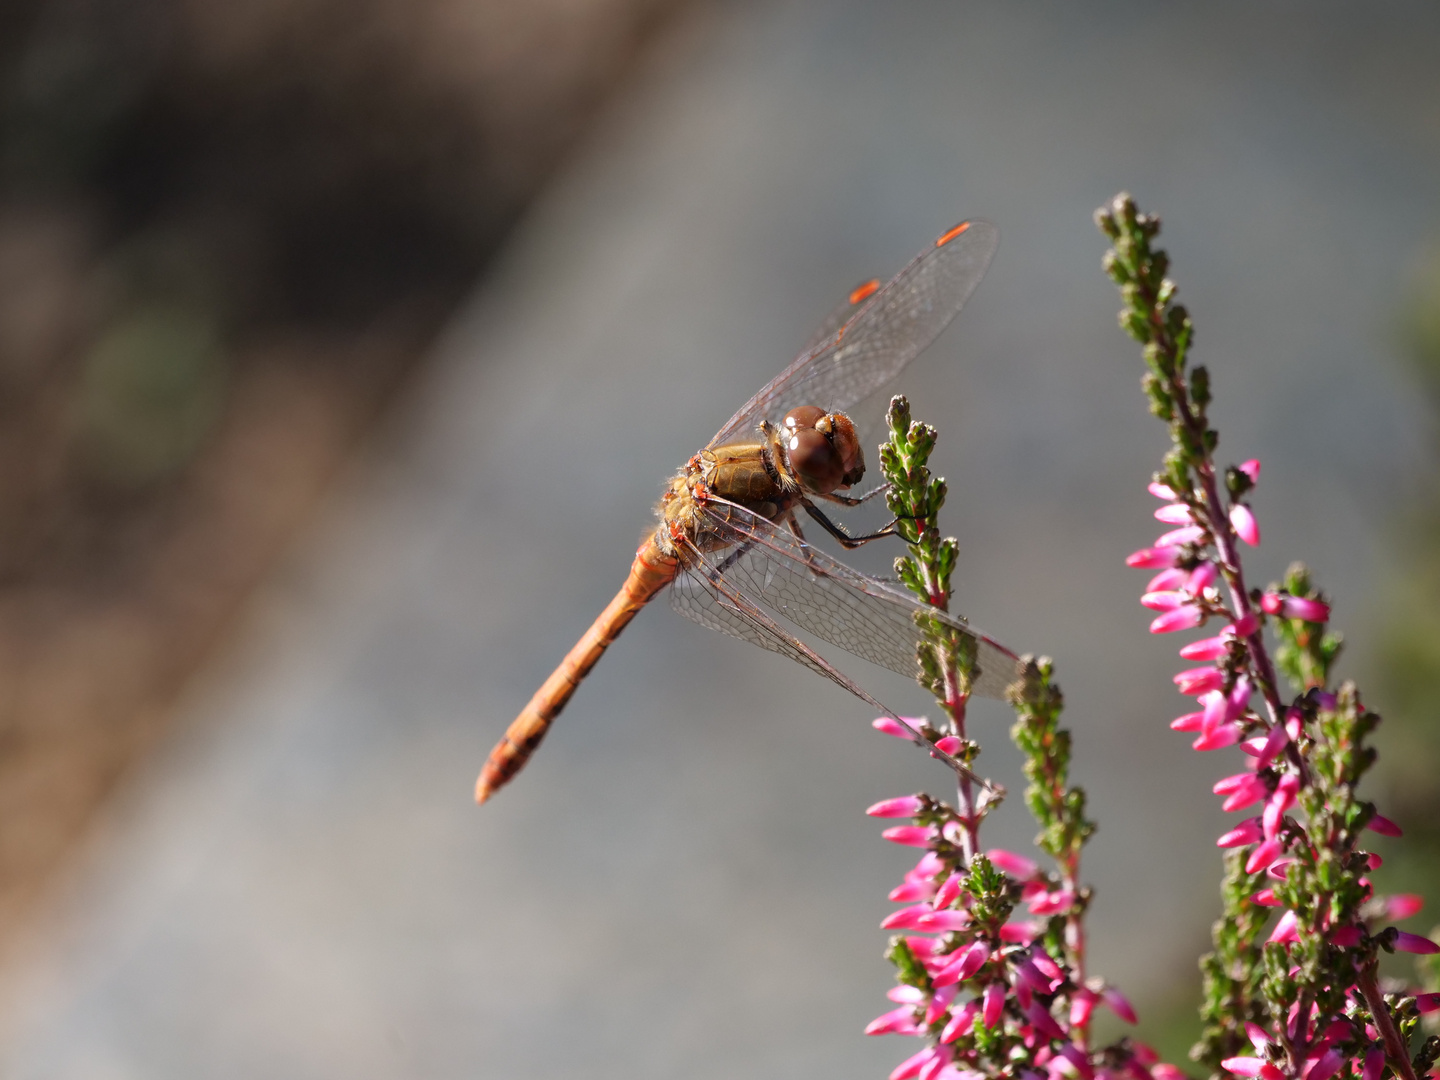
475, 538, 679, 803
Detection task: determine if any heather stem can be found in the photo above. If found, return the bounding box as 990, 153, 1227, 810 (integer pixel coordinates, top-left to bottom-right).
1358, 965, 1420, 1080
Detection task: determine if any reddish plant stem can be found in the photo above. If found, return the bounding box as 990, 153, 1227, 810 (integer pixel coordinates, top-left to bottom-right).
1358, 964, 1418, 1080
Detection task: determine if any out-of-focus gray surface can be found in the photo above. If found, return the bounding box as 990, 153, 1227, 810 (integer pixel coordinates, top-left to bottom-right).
3, 2, 1439, 1076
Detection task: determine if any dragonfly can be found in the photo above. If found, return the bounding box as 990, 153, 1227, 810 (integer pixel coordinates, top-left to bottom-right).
476, 219, 1023, 803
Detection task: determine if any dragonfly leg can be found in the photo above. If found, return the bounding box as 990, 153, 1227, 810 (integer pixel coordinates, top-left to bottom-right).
801, 499, 899, 549
815, 481, 890, 508
712, 536, 759, 577
784, 510, 833, 578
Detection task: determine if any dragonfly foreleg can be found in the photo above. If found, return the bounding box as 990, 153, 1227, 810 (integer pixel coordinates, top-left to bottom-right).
815, 481, 890, 508
801, 499, 899, 550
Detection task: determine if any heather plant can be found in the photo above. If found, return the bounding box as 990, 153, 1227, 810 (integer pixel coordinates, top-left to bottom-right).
857, 195, 1439, 1080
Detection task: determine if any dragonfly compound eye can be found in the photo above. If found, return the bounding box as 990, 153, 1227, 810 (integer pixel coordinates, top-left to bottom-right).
786, 425, 845, 491
783, 405, 829, 431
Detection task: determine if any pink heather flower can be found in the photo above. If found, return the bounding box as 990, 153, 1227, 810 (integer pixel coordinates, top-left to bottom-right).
1179, 634, 1230, 661
1266, 859, 1293, 882
868, 795, 925, 818
1263, 774, 1300, 839
1218, 820, 1263, 847
887, 985, 927, 1004
1032, 948, 1064, 983
1368, 852, 1383, 868
1126, 546, 1182, 569
1328, 925, 1363, 947
1268, 910, 1299, 944
1013, 976, 1032, 1011
1200, 690, 1233, 734
932, 735, 963, 756
1303, 1049, 1343, 1080
1416, 992, 1440, 1015
1366, 813, 1402, 837
918, 910, 971, 932
1171, 711, 1204, 732
1056, 1042, 1095, 1080
1099, 985, 1137, 1024
1154, 504, 1194, 524
1152, 1068, 1187, 1080
1069, 989, 1096, 1029
874, 717, 922, 739
915, 851, 945, 875
1147, 567, 1189, 592
1028, 889, 1076, 916
1212, 771, 1260, 796
1192, 723, 1242, 751
982, 982, 1005, 1028
941, 998, 978, 1043
1230, 612, 1260, 637
891, 1046, 937, 1080
934, 941, 991, 987
1151, 606, 1204, 633
987, 849, 1039, 879
1253, 724, 1290, 766
866, 1005, 921, 1035
1230, 504, 1260, 546
889, 879, 936, 903
1188, 561, 1219, 593
999, 921, 1042, 943
1156, 525, 1206, 546
1217, 774, 1267, 814
1386, 894, 1423, 919
1014, 958, 1056, 994
1244, 1022, 1270, 1054
932, 872, 962, 910
1229, 675, 1252, 712
1392, 930, 1440, 954
925, 983, 958, 1026
1360, 1047, 1385, 1080
1238, 459, 1260, 483
919, 1047, 954, 1080
883, 826, 934, 847
1022, 999, 1067, 1041
1258, 592, 1330, 622
1252, 888, 1281, 906
1220, 1059, 1284, 1080
881, 905, 937, 931
1246, 838, 1285, 874
1148, 481, 1178, 500
1141, 590, 1189, 611
1175, 666, 1225, 695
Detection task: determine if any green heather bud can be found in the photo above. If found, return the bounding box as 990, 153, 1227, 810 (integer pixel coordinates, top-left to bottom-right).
1122, 310, 1149, 342
1190, 365, 1211, 408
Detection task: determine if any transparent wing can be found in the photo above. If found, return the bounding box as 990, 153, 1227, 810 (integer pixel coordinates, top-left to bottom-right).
667, 539, 986, 786
708, 220, 999, 448
798, 275, 882, 356
684, 499, 1023, 700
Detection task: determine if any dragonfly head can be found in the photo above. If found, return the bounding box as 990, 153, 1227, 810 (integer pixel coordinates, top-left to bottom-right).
782, 406, 865, 494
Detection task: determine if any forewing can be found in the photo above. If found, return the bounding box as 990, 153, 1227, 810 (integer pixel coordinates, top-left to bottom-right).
689, 500, 1023, 700
708, 220, 999, 448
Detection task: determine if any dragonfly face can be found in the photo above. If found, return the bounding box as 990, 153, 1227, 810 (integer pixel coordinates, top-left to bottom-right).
779, 406, 865, 494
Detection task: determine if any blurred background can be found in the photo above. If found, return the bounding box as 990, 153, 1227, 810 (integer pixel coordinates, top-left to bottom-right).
0, 0, 1436, 1076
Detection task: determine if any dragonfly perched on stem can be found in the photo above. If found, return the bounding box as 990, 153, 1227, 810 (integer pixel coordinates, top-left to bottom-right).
477, 219, 1023, 803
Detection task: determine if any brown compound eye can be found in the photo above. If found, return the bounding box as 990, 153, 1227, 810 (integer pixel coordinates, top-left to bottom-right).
783, 405, 829, 432
786, 426, 845, 491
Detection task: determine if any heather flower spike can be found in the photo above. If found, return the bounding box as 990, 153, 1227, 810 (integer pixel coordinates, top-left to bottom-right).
865, 395, 1157, 1080
1100, 192, 1432, 1080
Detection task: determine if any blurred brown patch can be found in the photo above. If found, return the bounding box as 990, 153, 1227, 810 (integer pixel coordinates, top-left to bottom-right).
0, 0, 681, 951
